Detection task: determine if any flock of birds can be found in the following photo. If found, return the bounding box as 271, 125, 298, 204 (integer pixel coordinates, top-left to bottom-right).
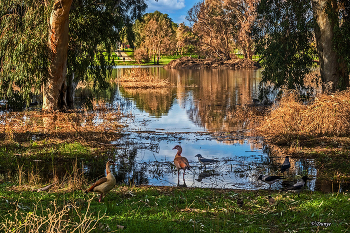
85, 145, 311, 202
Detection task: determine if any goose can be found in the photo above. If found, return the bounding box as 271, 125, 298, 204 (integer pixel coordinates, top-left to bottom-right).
195, 154, 219, 169
85, 160, 116, 202
258, 175, 285, 189
280, 156, 291, 173
173, 145, 190, 185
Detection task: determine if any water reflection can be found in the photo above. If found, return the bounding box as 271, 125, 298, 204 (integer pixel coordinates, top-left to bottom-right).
109, 68, 262, 132
1, 67, 348, 193
75, 67, 350, 192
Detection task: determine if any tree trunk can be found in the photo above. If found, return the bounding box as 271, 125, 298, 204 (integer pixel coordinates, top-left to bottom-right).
66, 72, 77, 109
311, 0, 349, 92
43, 0, 73, 111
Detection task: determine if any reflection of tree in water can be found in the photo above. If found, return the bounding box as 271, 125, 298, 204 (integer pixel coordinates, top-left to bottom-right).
119, 87, 176, 117
113, 147, 149, 185
166, 69, 261, 132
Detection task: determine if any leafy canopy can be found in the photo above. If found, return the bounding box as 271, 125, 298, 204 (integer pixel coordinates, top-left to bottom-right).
253, 0, 316, 94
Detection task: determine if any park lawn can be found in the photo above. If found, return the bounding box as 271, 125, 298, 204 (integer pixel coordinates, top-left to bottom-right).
0, 183, 349, 232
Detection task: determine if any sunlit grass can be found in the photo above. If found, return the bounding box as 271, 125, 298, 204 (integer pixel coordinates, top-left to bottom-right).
0, 184, 349, 232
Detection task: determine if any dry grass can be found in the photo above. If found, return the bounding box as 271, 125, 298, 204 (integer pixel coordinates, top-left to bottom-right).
1, 200, 101, 233
0, 100, 127, 145
11, 159, 86, 192
115, 69, 172, 89
258, 89, 350, 143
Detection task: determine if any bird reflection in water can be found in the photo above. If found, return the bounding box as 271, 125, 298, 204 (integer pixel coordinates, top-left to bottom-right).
196, 170, 219, 182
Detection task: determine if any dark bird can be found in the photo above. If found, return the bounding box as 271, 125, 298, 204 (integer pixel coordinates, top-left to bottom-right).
280, 156, 291, 173
173, 145, 191, 185
237, 198, 244, 207
258, 175, 285, 189
85, 161, 116, 202
195, 154, 219, 169
268, 196, 276, 205
286, 176, 310, 197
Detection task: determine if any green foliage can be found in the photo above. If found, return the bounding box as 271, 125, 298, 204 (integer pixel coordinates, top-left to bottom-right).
0, 0, 147, 108
254, 0, 316, 96
133, 11, 176, 63
326, 0, 350, 89
0, 1, 52, 106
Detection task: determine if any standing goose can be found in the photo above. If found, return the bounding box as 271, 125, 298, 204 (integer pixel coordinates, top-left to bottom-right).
173, 145, 190, 185
85, 160, 116, 202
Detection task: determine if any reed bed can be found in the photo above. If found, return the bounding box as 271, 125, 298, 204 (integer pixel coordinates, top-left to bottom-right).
115, 69, 172, 89
0, 100, 127, 144
258, 89, 350, 143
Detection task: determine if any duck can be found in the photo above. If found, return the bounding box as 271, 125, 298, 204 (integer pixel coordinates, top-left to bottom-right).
286, 176, 310, 197
195, 154, 219, 169
173, 145, 190, 185
85, 160, 116, 202
258, 175, 285, 189
280, 156, 291, 173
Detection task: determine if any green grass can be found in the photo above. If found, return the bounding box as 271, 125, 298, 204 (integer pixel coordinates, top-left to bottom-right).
0, 184, 349, 232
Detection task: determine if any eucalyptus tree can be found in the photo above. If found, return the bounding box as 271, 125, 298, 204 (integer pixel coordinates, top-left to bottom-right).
176, 23, 197, 56
254, 0, 350, 93
187, 0, 238, 60
253, 0, 316, 92
133, 11, 176, 64
0, 0, 147, 111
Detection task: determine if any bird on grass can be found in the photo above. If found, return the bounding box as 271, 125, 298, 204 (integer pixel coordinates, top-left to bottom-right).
286, 176, 311, 197
268, 196, 276, 205
258, 175, 285, 189
280, 156, 291, 173
173, 145, 191, 186
85, 161, 116, 202
195, 154, 219, 169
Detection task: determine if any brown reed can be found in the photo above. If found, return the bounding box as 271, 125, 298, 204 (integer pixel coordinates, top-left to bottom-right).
258, 89, 350, 143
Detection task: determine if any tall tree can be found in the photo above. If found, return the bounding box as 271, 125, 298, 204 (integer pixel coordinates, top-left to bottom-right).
227, 0, 260, 59
176, 23, 197, 56
255, 0, 350, 93
133, 11, 176, 64
0, 1, 52, 107
312, 0, 349, 91
254, 0, 317, 92
187, 0, 238, 60
0, 0, 147, 111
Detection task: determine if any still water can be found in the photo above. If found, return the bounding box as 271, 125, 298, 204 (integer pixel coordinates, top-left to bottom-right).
75, 67, 349, 193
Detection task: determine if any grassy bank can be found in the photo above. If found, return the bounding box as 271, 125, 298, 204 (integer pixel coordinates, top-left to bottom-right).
0, 184, 349, 232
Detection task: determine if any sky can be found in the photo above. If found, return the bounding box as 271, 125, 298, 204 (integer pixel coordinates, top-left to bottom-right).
145, 0, 202, 25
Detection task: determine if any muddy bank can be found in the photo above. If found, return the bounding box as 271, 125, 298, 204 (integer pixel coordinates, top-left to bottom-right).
164, 56, 260, 69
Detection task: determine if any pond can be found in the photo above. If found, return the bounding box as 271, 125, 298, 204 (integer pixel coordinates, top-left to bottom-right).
1, 67, 348, 193
74, 67, 348, 193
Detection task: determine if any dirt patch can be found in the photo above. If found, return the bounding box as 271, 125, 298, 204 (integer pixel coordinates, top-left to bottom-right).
164, 56, 260, 69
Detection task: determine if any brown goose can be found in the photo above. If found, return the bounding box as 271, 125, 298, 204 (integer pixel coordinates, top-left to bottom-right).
173, 145, 190, 185
85, 160, 116, 202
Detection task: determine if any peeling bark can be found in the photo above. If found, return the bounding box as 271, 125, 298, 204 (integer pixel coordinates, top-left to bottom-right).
43, 0, 73, 111
311, 0, 348, 91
